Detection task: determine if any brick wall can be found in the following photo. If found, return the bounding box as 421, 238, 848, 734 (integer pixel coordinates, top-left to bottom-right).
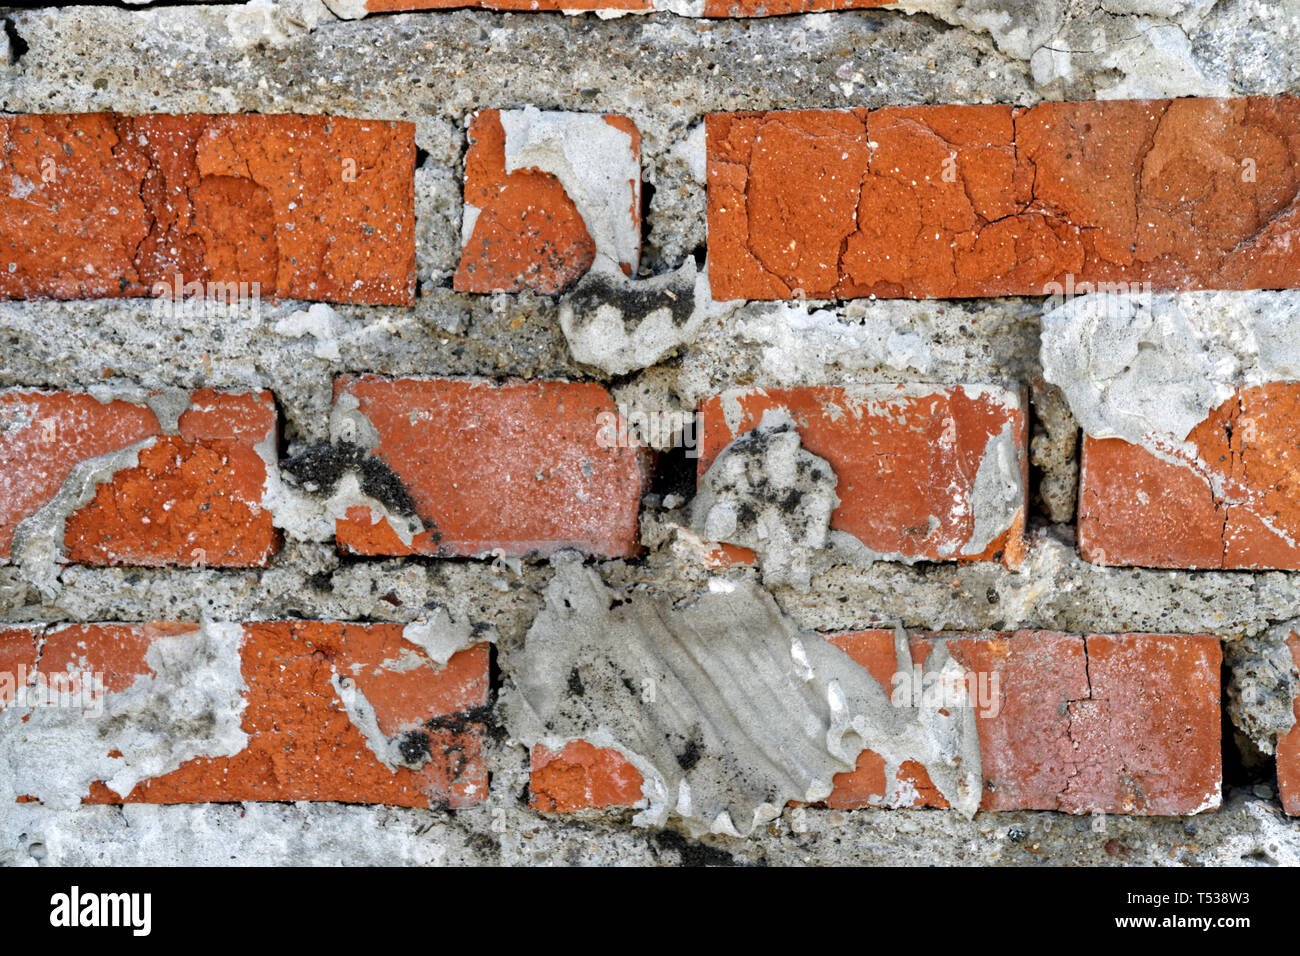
0, 0, 1297, 866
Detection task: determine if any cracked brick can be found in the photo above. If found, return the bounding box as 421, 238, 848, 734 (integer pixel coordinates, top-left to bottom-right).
1079, 382, 1300, 569
706, 97, 1300, 301
0, 114, 415, 305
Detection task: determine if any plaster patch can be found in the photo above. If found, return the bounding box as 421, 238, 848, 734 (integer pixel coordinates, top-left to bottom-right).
402, 607, 496, 667
502, 554, 982, 837
559, 256, 732, 375
1041, 290, 1300, 454
735, 303, 934, 385
274, 303, 342, 361
0, 620, 248, 809
498, 107, 640, 277
690, 409, 838, 589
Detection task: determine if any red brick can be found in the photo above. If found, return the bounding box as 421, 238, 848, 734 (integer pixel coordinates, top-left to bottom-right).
1276, 633, 1300, 815
0, 627, 39, 707
334, 376, 650, 559
0, 114, 415, 305
454, 109, 641, 294
706, 97, 1300, 300
0, 389, 278, 568
827, 630, 1221, 814
1079, 382, 1300, 569
530, 740, 644, 813
2, 621, 490, 808
543, 630, 1220, 815
696, 385, 1028, 567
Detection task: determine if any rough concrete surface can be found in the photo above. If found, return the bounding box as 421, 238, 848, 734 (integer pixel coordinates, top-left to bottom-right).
1, 0, 1299, 865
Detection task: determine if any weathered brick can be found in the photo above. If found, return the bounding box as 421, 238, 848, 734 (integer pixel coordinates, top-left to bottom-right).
334, 376, 650, 559
0, 113, 415, 305
1079, 382, 1300, 569
826, 630, 1222, 814
1276, 633, 1300, 815
0, 389, 279, 568
1, 622, 490, 808
696, 385, 1028, 567
530, 740, 645, 813
454, 109, 641, 294
706, 97, 1300, 300
538, 630, 1221, 815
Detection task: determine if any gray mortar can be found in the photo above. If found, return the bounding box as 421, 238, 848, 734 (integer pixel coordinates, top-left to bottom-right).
0, 0, 1298, 865
690, 408, 839, 589
1225, 622, 1300, 757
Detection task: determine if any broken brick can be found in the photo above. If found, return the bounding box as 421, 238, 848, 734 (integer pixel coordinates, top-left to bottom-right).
334, 375, 650, 559
530, 740, 645, 813
1079, 382, 1300, 569
0, 113, 415, 305
0, 389, 279, 568
1275, 633, 1300, 815
454, 109, 641, 294
706, 97, 1300, 300
696, 385, 1028, 567
826, 630, 1222, 815
3, 621, 490, 808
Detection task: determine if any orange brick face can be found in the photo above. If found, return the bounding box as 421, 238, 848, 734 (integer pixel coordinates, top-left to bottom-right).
696, 385, 1028, 566
530, 741, 645, 813
454, 109, 641, 294
0, 114, 415, 305
1079, 383, 1300, 569
334, 376, 650, 559
0, 389, 278, 568
706, 97, 1300, 300
2, 622, 490, 808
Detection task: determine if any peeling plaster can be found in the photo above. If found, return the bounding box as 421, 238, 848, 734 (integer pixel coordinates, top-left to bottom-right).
1041, 289, 1300, 453
496, 107, 641, 278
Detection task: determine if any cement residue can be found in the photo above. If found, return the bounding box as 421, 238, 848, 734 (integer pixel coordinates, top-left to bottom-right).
10, 441, 154, 598
0, 619, 248, 810
690, 409, 839, 589
502, 555, 982, 837
1040, 290, 1300, 453
1224, 621, 1300, 756
559, 257, 731, 375
402, 607, 497, 667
